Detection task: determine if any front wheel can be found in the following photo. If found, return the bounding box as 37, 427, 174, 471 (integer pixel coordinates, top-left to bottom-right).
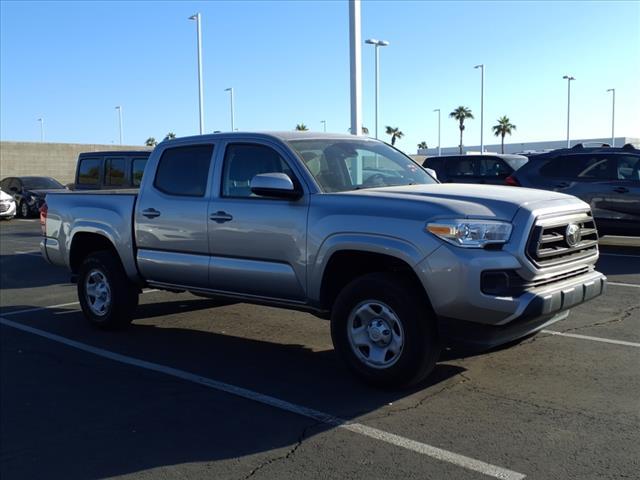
331, 272, 440, 388
77, 251, 139, 329
19, 201, 30, 218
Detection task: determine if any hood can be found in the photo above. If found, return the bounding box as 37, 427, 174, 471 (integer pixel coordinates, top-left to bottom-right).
0, 190, 14, 201
342, 184, 585, 221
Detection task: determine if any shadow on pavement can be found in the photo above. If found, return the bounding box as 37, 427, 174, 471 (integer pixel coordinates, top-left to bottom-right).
1, 298, 466, 480
0, 254, 71, 290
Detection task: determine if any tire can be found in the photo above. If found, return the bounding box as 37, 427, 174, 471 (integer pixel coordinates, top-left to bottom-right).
77, 250, 139, 329
19, 201, 30, 218
331, 272, 440, 389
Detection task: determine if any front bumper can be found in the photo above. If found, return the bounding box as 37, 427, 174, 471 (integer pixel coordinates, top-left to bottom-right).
416, 244, 606, 347
438, 270, 606, 347
0, 202, 16, 218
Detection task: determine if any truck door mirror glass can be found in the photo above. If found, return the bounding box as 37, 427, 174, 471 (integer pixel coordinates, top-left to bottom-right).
250, 173, 301, 199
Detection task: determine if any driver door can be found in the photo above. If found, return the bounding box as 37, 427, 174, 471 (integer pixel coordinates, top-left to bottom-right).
207, 140, 309, 301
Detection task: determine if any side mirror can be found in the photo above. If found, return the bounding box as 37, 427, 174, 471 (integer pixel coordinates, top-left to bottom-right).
250, 173, 301, 200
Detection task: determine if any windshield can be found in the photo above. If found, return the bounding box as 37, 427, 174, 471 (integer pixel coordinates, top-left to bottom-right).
22, 177, 64, 190
288, 139, 437, 192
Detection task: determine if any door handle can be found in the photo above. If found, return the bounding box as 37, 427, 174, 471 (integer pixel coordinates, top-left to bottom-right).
613, 186, 629, 193
142, 208, 161, 219
209, 211, 233, 223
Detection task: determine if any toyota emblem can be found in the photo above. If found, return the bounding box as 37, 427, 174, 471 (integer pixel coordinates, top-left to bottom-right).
565, 223, 582, 247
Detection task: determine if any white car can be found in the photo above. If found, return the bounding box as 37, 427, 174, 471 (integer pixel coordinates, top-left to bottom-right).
0, 188, 17, 220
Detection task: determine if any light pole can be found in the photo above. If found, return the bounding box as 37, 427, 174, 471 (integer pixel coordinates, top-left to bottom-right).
349, 0, 362, 136
433, 109, 441, 156
607, 88, 615, 147
321, 120, 326, 132
365, 38, 389, 139
563, 75, 575, 148
224, 88, 235, 131
37, 117, 44, 142
115, 106, 123, 144
474, 64, 484, 154
189, 13, 204, 134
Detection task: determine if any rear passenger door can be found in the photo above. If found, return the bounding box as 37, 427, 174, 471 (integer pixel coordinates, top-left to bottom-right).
207, 140, 309, 301
135, 143, 215, 288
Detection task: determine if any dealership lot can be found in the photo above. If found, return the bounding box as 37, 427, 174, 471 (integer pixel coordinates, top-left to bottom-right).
1, 219, 638, 480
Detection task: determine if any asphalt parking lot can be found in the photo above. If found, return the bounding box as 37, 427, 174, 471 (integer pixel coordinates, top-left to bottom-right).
1, 219, 638, 480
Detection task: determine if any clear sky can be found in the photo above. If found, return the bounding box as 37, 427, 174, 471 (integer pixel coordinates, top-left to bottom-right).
1, 0, 639, 153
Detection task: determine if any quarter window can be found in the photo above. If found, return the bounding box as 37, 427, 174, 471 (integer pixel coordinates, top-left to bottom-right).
104, 157, 126, 186
222, 144, 295, 198
154, 145, 213, 196
78, 158, 100, 185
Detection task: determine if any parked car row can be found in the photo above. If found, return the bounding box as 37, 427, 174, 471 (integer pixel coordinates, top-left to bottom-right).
422, 144, 639, 236
0, 176, 66, 218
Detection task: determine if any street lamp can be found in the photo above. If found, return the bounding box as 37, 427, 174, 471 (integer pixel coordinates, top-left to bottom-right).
320, 120, 326, 132
37, 117, 44, 142
606, 88, 615, 147
365, 38, 389, 139
433, 109, 441, 156
474, 64, 484, 154
224, 88, 235, 131
563, 75, 575, 148
115, 106, 123, 145
189, 13, 204, 134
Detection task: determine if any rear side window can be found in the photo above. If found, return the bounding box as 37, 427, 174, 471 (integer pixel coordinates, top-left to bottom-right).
132, 157, 147, 186
104, 157, 126, 186
540, 155, 615, 180
446, 157, 476, 177
154, 145, 213, 196
78, 158, 100, 185
479, 158, 511, 178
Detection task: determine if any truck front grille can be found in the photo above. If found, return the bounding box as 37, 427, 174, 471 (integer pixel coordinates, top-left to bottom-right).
526, 211, 599, 267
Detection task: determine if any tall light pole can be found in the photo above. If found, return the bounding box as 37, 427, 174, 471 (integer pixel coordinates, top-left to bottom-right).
433, 109, 441, 156
606, 88, 615, 147
563, 75, 575, 148
189, 13, 204, 134
349, 0, 362, 136
115, 106, 123, 144
37, 117, 44, 142
365, 38, 389, 139
474, 64, 484, 154
224, 88, 235, 131
321, 120, 326, 132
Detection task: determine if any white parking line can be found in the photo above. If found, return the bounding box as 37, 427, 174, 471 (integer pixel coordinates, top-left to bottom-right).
0, 316, 526, 480
607, 281, 640, 288
541, 330, 640, 348
14, 250, 41, 256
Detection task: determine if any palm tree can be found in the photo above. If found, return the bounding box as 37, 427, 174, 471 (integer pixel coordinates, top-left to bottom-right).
449, 106, 474, 154
295, 123, 308, 131
492, 116, 516, 153
417, 141, 428, 150
145, 137, 157, 147
164, 132, 176, 141
385, 126, 404, 146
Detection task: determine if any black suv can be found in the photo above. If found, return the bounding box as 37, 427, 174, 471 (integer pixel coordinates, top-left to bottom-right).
73, 151, 151, 190
423, 154, 528, 184
510, 144, 640, 235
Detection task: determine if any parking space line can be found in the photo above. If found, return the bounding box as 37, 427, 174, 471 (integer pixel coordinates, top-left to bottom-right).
541, 330, 640, 348
607, 281, 640, 288
14, 250, 41, 256
0, 289, 158, 317
0, 316, 526, 480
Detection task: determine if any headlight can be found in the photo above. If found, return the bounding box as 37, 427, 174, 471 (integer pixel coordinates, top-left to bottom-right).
426, 219, 512, 248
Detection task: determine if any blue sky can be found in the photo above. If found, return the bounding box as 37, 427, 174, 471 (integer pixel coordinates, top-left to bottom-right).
1, 0, 639, 153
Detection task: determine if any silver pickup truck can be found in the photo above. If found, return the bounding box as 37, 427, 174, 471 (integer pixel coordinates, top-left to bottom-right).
41, 132, 606, 387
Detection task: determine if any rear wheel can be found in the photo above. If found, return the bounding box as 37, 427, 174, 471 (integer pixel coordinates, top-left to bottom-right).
331, 272, 440, 388
77, 251, 139, 329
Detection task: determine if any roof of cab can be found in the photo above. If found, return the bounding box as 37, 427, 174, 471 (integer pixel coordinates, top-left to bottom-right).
159, 131, 377, 145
